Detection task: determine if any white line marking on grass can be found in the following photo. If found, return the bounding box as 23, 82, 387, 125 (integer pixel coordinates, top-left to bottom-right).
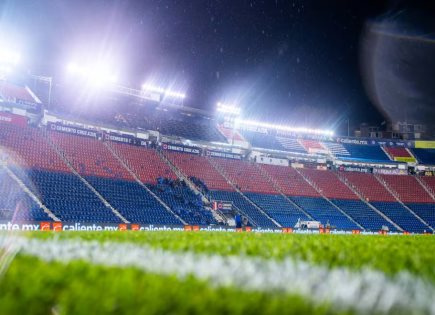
2, 236, 435, 315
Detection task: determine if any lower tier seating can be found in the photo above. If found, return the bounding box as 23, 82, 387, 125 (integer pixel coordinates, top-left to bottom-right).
332, 199, 396, 231
405, 203, 435, 229
371, 201, 429, 233
0, 167, 51, 222
289, 196, 359, 230
17, 169, 121, 223
148, 180, 217, 225
86, 176, 181, 225
210, 190, 277, 228
245, 192, 310, 227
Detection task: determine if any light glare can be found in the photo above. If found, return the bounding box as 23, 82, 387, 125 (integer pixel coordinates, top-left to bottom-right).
234, 118, 334, 136
216, 102, 241, 116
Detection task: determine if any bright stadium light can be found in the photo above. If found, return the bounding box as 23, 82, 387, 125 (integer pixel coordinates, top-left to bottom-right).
234, 119, 334, 136
66, 61, 118, 86
142, 83, 186, 99
216, 102, 241, 116
0, 49, 21, 66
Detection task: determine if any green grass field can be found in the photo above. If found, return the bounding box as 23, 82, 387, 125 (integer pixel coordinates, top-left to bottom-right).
0, 231, 434, 315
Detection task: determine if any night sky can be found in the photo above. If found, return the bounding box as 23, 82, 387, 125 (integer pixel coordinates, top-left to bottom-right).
0, 0, 434, 133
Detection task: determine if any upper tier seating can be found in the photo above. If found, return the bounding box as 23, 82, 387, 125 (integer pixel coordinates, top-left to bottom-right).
261, 164, 320, 197
322, 142, 350, 156
212, 158, 278, 194
49, 132, 132, 180
0, 123, 70, 172
245, 192, 310, 227
18, 169, 121, 223
158, 119, 226, 142
0, 81, 36, 103
217, 125, 245, 143
332, 199, 396, 231
239, 130, 282, 151
384, 147, 415, 161
340, 172, 396, 202
86, 176, 181, 225
164, 151, 233, 191
338, 144, 390, 162
298, 140, 327, 154
371, 201, 429, 233
210, 190, 277, 228
0, 167, 51, 222
412, 149, 435, 165
290, 196, 359, 230
111, 143, 176, 183
275, 136, 306, 153
299, 168, 358, 200
380, 175, 433, 203
148, 181, 217, 225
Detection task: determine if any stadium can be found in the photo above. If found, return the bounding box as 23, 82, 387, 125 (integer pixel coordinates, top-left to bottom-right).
1, 1, 435, 314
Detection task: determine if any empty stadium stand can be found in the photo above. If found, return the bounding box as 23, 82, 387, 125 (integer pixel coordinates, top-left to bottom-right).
260, 164, 319, 197
412, 148, 435, 165
245, 192, 310, 227
212, 158, 278, 194
48, 131, 132, 180
0, 122, 70, 172
0, 167, 50, 222
337, 144, 390, 162
86, 176, 181, 225
21, 169, 121, 223
379, 175, 433, 203
210, 190, 277, 228
164, 151, 233, 191
384, 147, 415, 162
110, 143, 177, 183
290, 196, 359, 230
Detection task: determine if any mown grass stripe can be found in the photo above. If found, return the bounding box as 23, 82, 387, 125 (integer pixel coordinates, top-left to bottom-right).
3, 236, 435, 315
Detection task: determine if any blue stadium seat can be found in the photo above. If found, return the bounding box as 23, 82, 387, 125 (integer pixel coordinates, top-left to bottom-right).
338, 144, 390, 162
245, 192, 310, 227
86, 176, 182, 225
17, 169, 122, 223
411, 149, 435, 165
371, 201, 429, 233
290, 196, 359, 230
332, 199, 396, 231
148, 182, 217, 225
210, 190, 277, 228
405, 203, 435, 229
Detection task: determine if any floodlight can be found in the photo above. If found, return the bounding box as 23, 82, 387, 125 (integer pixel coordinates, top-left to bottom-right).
0, 50, 21, 66
142, 84, 186, 99
66, 61, 118, 86
234, 119, 334, 136
216, 102, 241, 116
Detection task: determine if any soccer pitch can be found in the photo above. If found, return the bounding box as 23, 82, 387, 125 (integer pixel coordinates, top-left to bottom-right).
1, 231, 434, 315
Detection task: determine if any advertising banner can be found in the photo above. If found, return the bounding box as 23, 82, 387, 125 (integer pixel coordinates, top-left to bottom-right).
0, 112, 28, 127
206, 150, 242, 160
162, 143, 201, 155
414, 141, 435, 149
338, 165, 372, 173
48, 123, 99, 139
104, 132, 141, 146
372, 168, 408, 175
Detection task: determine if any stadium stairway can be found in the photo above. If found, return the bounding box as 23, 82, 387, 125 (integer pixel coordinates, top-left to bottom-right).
104, 141, 187, 225
293, 168, 364, 230
334, 171, 402, 231
44, 131, 129, 223
0, 164, 57, 222
255, 163, 314, 221
206, 156, 280, 228
373, 174, 433, 232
